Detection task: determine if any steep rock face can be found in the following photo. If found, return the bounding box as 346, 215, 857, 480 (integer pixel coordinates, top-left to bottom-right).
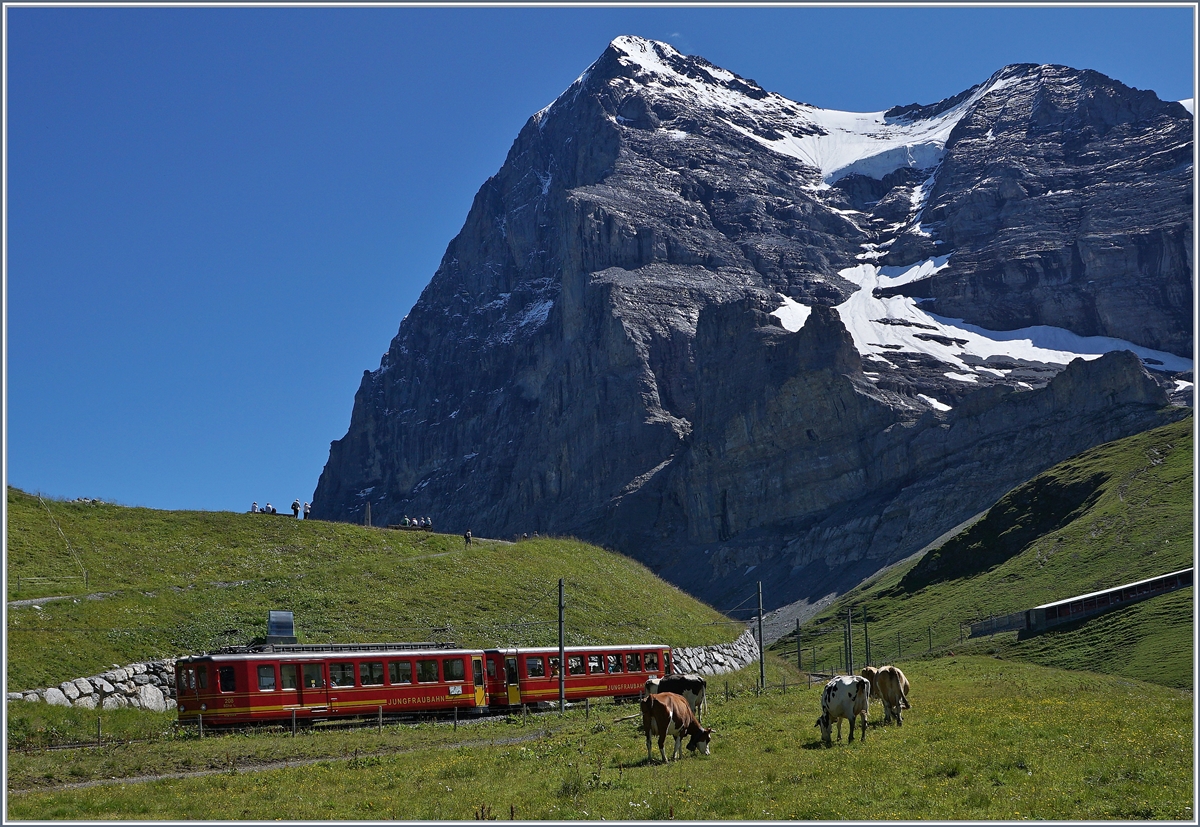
313, 37, 1191, 613
879, 65, 1193, 356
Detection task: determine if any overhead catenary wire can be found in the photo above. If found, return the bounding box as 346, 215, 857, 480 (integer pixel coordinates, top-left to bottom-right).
36, 495, 87, 576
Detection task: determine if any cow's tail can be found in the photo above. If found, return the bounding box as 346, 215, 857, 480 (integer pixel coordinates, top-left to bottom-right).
899, 693, 911, 710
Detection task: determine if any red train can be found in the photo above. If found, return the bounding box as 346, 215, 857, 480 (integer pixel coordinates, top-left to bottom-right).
174, 642, 671, 727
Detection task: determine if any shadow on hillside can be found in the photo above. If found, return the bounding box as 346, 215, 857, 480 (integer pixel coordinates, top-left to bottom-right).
898, 471, 1108, 591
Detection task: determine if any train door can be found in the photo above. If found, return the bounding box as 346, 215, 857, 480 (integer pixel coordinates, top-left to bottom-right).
278, 662, 302, 711
298, 662, 329, 712
505, 656, 521, 705
472, 657, 486, 707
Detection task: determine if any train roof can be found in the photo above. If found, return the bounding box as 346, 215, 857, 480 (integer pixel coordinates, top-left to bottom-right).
484, 644, 668, 655
1032, 567, 1193, 610
179, 644, 483, 663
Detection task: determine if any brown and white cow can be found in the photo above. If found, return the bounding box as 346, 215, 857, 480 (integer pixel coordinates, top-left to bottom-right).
644, 673, 707, 721
640, 691, 713, 763
814, 675, 870, 746
860, 665, 911, 726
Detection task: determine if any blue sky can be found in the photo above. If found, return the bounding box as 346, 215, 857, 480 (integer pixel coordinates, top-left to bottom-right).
5, 5, 1195, 514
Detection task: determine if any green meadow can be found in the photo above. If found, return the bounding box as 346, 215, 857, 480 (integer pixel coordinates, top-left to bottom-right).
7, 656, 1192, 820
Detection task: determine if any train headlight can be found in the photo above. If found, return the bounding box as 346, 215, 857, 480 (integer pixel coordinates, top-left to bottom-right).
178, 705, 185, 712
200, 703, 207, 711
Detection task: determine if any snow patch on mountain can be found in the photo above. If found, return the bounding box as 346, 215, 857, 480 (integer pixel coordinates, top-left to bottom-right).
770, 294, 812, 332
834, 258, 1193, 375
605, 36, 1018, 186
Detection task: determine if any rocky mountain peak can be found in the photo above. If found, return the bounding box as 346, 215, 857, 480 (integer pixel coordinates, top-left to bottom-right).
313, 39, 1191, 616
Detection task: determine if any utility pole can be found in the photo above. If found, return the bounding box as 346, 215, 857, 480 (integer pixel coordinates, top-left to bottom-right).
757, 581, 765, 692
863, 605, 869, 667
365, 502, 371, 528
558, 578, 566, 714
796, 619, 802, 672
847, 607, 854, 675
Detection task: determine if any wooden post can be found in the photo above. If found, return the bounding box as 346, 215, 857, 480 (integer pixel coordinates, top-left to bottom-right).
292, 709, 296, 737
796, 619, 802, 672
846, 607, 854, 676
454, 705, 458, 731
198, 713, 204, 738
757, 581, 765, 693
365, 502, 371, 527
863, 605, 869, 667
558, 578, 566, 715
97, 716, 102, 746
378, 705, 383, 734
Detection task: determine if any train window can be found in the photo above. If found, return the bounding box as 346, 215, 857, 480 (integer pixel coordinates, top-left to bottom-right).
257, 666, 276, 691
329, 663, 356, 687
472, 659, 483, 687
443, 658, 466, 682
486, 660, 497, 678
549, 657, 561, 677
587, 655, 603, 674
218, 666, 237, 693
389, 661, 413, 685
180, 667, 196, 691
645, 652, 659, 672
280, 665, 298, 690
197, 666, 208, 689
361, 662, 385, 686
505, 658, 518, 684
607, 654, 624, 673
526, 657, 546, 678
302, 663, 325, 689
627, 653, 642, 672
416, 659, 440, 683
568, 656, 585, 675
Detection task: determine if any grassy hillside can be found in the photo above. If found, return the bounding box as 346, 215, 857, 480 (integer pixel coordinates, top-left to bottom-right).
6, 488, 736, 691
773, 416, 1193, 688
8, 656, 1192, 820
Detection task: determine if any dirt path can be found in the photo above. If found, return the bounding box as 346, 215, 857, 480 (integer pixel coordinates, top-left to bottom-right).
8, 729, 552, 795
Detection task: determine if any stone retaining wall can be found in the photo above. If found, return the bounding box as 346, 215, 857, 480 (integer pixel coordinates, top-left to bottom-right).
671, 628, 760, 676
7, 660, 178, 713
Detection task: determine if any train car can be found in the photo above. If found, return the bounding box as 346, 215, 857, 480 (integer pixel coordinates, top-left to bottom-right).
482, 644, 672, 708
175, 643, 487, 727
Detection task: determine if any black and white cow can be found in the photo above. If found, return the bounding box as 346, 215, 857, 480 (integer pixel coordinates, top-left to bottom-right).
644, 673, 707, 721
814, 675, 870, 746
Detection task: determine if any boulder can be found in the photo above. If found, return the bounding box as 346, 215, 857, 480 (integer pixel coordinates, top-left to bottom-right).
101, 694, 126, 711
136, 684, 166, 713
44, 687, 71, 707
73, 694, 98, 710
92, 678, 115, 694
23, 692, 40, 703
133, 674, 151, 686
73, 678, 94, 697
59, 681, 81, 701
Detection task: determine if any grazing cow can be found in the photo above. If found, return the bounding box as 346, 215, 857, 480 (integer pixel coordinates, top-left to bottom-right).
644, 673, 708, 721
814, 675, 870, 746
640, 691, 713, 763
860, 665, 911, 726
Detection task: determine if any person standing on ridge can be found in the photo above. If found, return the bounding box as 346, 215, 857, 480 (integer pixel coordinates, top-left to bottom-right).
291, 499, 301, 518
303, 502, 311, 520
464, 529, 472, 546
